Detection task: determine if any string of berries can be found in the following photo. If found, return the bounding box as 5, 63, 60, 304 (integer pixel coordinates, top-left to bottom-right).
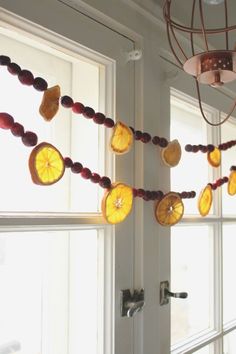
185, 140, 236, 153
132, 188, 196, 201
0, 54, 169, 148
207, 176, 229, 190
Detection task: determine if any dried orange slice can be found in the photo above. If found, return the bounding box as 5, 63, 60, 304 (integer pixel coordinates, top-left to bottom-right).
155, 192, 184, 226
39, 85, 61, 121
207, 147, 221, 167
29, 142, 65, 185
102, 182, 133, 224
198, 185, 213, 216
161, 139, 182, 167
110, 121, 133, 154
228, 171, 236, 196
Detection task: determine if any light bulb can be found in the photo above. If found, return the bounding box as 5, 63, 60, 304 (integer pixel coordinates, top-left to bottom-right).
203, 0, 224, 4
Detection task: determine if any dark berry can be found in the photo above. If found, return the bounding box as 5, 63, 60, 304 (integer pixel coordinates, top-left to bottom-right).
18, 70, 34, 85
64, 157, 73, 168
99, 176, 111, 189
0, 55, 10, 66
150, 191, 158, 200
185, 144, 192, 152
7, 62, 21, 75
132, 188, 138, 197
141, 132, 151, 143
152, 136, 160, 145
104, 118, 115, 128
72, 102, 85, 114
159, 138, 168, 148
33, 77, 48, 91
216, 179, 223, 187
144, 191, 152, 200
22, 131, 38, 146
156, 191, 164, 199
81, 167, 92, 179
134, 130, 142, 140
218, 144, 223, 150
90, 173, 101, 183
137, 188, 145, 197
180, 191, 188, 198
230, 166, 236, 171
223, 176, 229, 183
71, 162, 83, 173
190, 191, 196, 198
0, 113, 14, 129
61, 95, 74, 108
221, 143, 227, 150
11, 122, 24, 137
83, 107, 95, 119
212, 183, 217, 190
207, 144, 215, 152
93, 113, 105, 125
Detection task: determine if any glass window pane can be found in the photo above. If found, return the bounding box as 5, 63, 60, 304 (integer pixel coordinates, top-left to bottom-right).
171, 95, 209, 215
194, 344, 212, 354
223, 224, 236, 324
224, 330, 236, 354
171, 225, 214, 346
221, 120, 236, 216
0, 229, 99, 354
0, 31, 105, 213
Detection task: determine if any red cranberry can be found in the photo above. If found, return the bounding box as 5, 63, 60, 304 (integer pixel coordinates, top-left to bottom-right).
104, 118, 115, 128
90, 173, 101, 183
71, 162, 83, 173
143, 191, 152, 201
18, 70, 34, 86
61, 95, 74, 108
159, 138, 168, 148
201, 146, 208, 153
134, 130, 142, 140
230, 166, 236, 171
207, 144, 215, 152
152, 136, 160, 145
7, 62, 21, 75
190, 191, 196, 198
0, 55, 10, 65
141, 133, 151, 143
93, 113, 105, 125
99, 176, 112, 189
0, 113, 14, 129
180, 191, 188, 198
83, 107, 95, 119
185, 144, 192, 152
212, 183, 217, 190
137, 188, 145, 197
64, 157, 73, 168
11, 122, 24, 137
156, 191, 164, 199
33, 77, 48, 91
223, 176, 229, 183
72, 102, 85, 114
150, 191, 158, 200
81, 167, 92, 179
22, 131, 38, 146
132, 188, 138, 197
192, 145, 199, 153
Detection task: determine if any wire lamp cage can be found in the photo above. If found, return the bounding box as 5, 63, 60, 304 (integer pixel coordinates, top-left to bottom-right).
163, 0, 236, 126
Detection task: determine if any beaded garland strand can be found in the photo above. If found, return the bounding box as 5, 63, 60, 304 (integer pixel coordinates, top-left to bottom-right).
0, 54, 169, 148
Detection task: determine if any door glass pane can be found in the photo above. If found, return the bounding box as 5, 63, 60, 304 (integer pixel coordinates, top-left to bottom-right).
223, 224, 236, 324
0, 31, 105, 213
171, 225, 214, 346
0, 229, 100, 354
224, 330, 236, 354
221, 120, 236, 216
171, 93, 209, 215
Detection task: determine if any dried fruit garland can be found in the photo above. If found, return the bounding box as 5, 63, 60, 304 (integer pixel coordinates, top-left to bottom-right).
0, 112, 195, 226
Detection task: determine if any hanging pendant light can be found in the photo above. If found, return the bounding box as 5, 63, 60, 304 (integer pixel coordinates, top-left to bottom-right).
163, 0, 236, 126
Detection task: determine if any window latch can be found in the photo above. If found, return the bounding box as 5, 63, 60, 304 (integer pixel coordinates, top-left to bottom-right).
120, 288, 145, 317
160, 281, 188, 306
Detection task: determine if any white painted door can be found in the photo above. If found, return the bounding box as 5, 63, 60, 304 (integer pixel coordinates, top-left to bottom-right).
0, 2, 136, 354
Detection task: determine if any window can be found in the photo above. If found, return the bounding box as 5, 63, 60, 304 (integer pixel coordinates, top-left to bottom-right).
170, 88, 236, 353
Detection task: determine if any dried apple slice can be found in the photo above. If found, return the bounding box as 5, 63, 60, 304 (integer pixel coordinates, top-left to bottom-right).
110, 121, 133, 154
102, 182, 133, 224
207, 147, 221, 168
228, 170, 236, 196
39, 85, 61, 121
29, 142, 65, 185
155, 192, 184, 226
161, 139, 182, 167
198, 184, 213, 216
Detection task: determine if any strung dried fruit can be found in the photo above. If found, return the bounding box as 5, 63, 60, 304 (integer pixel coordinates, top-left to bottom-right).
161, 139, 182, 167
102, 182, 133, 224
228, 171, 236, 196
39, 85, 61, 121
110, 121, 133, 154
155, 192, 184, 226
198, 185, 213, 217
207, 147, 221, 168
29, 142, 65, 185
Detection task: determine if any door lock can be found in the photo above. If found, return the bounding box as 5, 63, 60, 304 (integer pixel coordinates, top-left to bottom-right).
160, 281, 188, 306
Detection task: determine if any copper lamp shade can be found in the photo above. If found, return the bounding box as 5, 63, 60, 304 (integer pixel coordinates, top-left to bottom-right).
163, 0, 236, 126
